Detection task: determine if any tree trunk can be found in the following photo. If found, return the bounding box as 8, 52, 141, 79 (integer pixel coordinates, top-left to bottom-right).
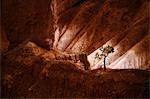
104, 56, 106, 71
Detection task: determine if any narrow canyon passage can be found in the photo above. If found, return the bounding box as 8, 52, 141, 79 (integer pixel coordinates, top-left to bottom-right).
1, 0, 150, 98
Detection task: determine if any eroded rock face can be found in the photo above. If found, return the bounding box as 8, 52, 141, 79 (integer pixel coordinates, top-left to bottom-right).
1, 0, 150, 98
1, 0, 54, 50
1, 47, 149, 98
0, 28, 9, 52
52, 0, 149, 52
52, 0, 149, 69
1, 0, 149, 69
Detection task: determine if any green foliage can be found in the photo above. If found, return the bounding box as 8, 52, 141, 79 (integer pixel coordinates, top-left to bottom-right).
100, 45, 114, 54
95, 52, 101, 59
93, 45, 114, 71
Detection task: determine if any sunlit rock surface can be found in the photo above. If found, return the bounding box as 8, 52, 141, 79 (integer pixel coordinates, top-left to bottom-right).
2, 0, 149, 69
89, 35, 150, 69
1, 0, 150, 98
108, 35, 150, 69
52, 0, 149, 69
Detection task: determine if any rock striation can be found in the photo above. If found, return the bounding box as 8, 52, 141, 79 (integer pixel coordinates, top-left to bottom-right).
51, 0, 150, 69
1, 0, 150, 70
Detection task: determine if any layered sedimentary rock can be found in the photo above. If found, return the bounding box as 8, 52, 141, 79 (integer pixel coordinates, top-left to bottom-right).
52, 0, 150, 69
1, 0, 150, 98
108, 35, 150, 69
1, 0, 150, 69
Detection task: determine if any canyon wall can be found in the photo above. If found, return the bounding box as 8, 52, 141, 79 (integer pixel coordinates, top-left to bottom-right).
1, 0, 150, 69
1, 0, 54, 51
52, 0, 150, 69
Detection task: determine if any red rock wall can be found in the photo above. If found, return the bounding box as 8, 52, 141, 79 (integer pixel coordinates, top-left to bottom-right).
1, 0, 149, 69
1, 0, 54, 50
0, 28, 9, 52
52, 0, 150, 69
52, 0, 149, 52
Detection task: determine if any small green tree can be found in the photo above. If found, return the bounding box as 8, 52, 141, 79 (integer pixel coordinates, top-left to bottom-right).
93, 52, 102, 66
95, 45, 114, 71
